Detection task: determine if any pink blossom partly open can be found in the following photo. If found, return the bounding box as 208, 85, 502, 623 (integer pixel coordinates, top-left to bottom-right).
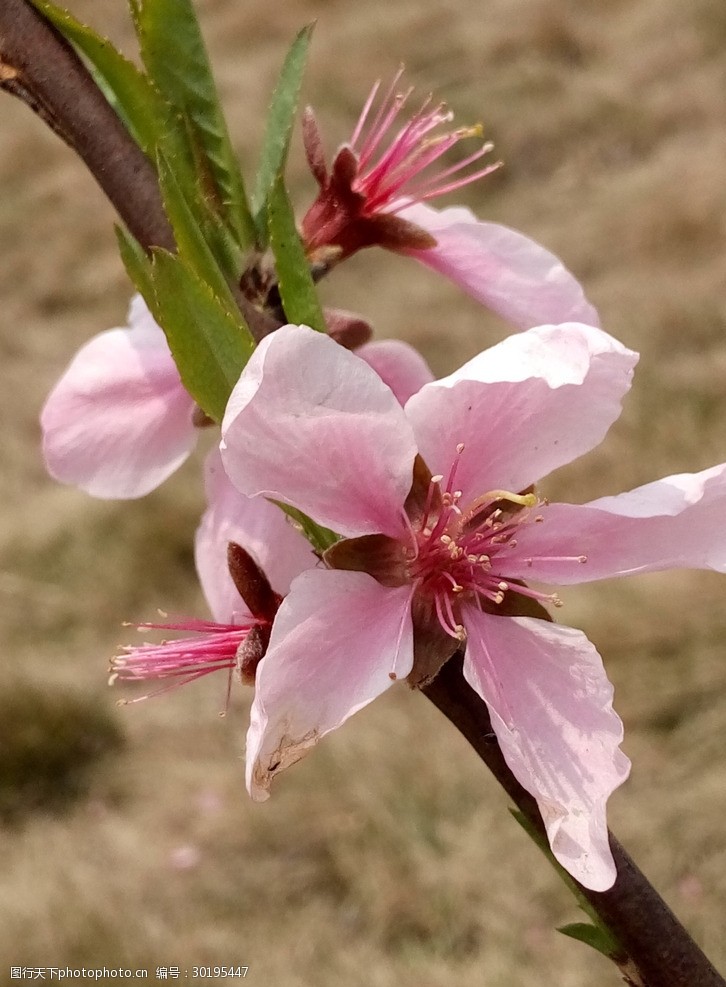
301, 71, 598, 330
110, 449, 316, 701
221, 323, 726, 891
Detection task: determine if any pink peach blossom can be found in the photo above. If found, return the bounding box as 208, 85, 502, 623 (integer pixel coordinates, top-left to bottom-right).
301, 72, 598, 330
41, 296, 433, 499
221, 323, 726, 891
41, 295, 198, 499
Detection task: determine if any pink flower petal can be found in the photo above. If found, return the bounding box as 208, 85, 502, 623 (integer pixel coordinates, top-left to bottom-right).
195, 449, 316, 623
246, 569, 414, 800
221, 325, 417, 538
507, 463, 726, 585
462, 610, 630, 891
41, 311, 197, 499
397, 202, 600, 330
405, 323, 637, 506
356, 339, 435, 405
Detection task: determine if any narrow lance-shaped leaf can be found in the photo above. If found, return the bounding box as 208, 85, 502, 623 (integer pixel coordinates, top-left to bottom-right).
136, 0, 255, 246
149, 251, 254, 423
252, 23, 314, 244
156, 150, 249, 324
267, 174, 326, 333
28, 0, 161, 152
115, 225, 155, 303
118, 225, 249, 422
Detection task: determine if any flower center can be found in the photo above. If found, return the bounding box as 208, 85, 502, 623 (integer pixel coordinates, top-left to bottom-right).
403, 445, 581, 640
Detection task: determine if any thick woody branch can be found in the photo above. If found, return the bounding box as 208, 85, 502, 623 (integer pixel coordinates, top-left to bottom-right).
2, 3, 724, 985
423, 655, 725, 987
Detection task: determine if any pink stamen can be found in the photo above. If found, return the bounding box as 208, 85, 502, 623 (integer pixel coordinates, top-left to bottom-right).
389, 583, 417, 679
434, 591, 460, 639
418, 474, 443, 533
349, 78, 382, 148
111, 616, 260, 703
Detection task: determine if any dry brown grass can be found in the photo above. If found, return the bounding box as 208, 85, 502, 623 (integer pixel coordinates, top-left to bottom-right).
1, 0, 725, 983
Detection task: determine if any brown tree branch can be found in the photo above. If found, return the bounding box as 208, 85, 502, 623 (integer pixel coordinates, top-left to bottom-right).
423, 655, 725, 987
2, 2, 724, 985
0, 0, 174, 251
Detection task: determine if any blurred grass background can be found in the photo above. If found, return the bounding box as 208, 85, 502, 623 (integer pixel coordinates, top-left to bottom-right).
1, 0, 725, 983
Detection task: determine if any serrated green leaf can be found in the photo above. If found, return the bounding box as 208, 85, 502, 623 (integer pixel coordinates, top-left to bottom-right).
156, 151, 244, 311
268, 175, 325, 332
198, 204, 246, 283
28, 0, 161, 152
252, 24, 314, 244
149, 251, 253, 422
557, 923, 621, 960
136, 0, 255, 246
115, 225, 154, 301
157, 152, 250, 339
270, 501, 339, 554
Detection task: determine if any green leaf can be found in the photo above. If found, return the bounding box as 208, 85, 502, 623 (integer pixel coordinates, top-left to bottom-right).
270, 501, 339, 554
252, 23, 314, 244
28, 0, 161, 152
127, 0, 142, 31
117, 227, 249, 423
115, 225, 154, 301
557, 923, 621, 960
267, 175, 325, 332
136, 0, 255, 246
149, 251, 253, 422
156, 151, 246, 315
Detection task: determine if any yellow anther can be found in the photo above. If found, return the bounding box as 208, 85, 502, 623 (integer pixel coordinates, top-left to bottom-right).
456, 443, 465, 454
431, 474, 444, 484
